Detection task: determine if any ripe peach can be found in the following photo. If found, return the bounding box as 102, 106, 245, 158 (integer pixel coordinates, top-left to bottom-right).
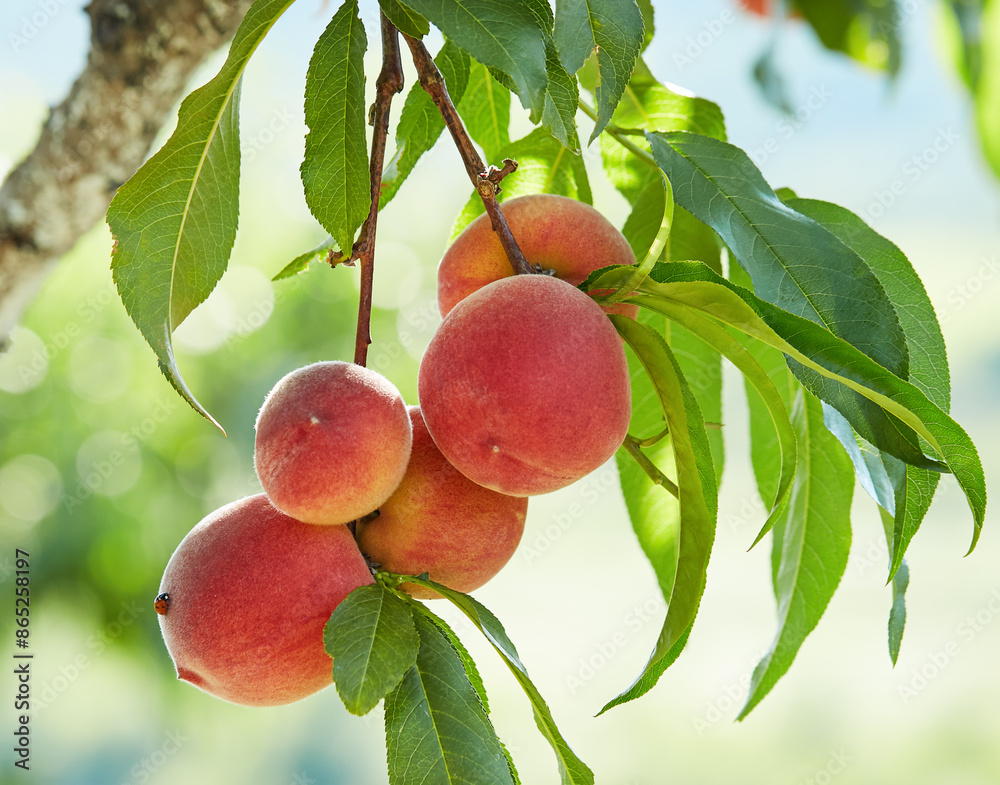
357, 406, 527, 599
156, 494, 374, 706
418, 274, 631, 496
437, 194, 639, 319
254, 361, 412, 525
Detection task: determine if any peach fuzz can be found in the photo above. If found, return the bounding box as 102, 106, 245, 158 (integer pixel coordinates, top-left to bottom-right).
357, 406, 527, 600
254, 361, 412, 525
157, 494, 374, 706
437, 193, 639, 320
418, 274, 631, 497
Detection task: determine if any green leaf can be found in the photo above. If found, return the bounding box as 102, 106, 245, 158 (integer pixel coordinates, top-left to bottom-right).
596, 261, 986, 553
646, 131, 908, 379
108, 0, 296, 428
404, 0, 548, 119
302, 0, 370, 253
384, 611, 515, 785
272, 236, 341, 281
554, 0, 644, 141
399, 575, 594, 785
598, 58, 725, 203
541, 39, 582, 151
786, 197, 950, 579
381, 39, 471, 208
636, 0, 654, 51
645, 131, 940, 469
739, 386, 854, 718
457, 59, 510, 163
794, 0, 902, 74
379, 0, 430, 37
324, 584, 419, 716
601, 316, 717, 712
643, 303, 797, 546
821, 406, 896, 514
451, 127, 591, 237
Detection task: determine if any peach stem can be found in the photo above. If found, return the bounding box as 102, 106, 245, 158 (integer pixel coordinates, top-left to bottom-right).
402, 34, 535, 277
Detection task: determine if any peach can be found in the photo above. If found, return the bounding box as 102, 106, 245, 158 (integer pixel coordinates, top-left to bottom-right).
418, 274, 631, 496
254, 361, 412, 525
357, 406, 527, 599
437, 193, 639, 319
156, 494, 374, 706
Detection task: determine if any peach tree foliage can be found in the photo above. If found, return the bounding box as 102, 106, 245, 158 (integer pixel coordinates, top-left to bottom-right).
104, 0, 986, 782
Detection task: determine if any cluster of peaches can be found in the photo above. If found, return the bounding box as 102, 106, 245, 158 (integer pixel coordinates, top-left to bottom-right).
155, 195, 637, 706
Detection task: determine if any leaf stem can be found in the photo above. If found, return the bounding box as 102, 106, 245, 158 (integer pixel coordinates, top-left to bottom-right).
578, 98, 658, 169
623, 434, 680, 498
402, 34, 534, 276
353, 11, 404, 368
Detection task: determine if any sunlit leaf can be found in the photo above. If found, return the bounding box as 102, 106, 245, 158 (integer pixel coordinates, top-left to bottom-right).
108, 0, 298, 428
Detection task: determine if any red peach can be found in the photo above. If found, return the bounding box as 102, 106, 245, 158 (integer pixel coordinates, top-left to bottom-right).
357, 406, 527, 599
437, 194, 639, 319
418, 274, 631, 497
157, 494, 374, 706
254, 361, 412, 525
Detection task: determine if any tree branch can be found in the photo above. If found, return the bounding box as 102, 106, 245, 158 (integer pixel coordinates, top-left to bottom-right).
352, 12, 404, 368
402, 34, 534, 277
0, 0, 256, 345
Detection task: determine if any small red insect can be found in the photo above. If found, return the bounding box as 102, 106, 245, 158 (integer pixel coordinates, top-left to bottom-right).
154, 592, 170, 615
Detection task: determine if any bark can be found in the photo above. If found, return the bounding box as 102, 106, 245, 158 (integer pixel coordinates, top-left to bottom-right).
0, 0, 254, 344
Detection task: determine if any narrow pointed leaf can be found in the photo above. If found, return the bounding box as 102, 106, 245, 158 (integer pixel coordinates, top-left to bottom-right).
384, 611, 514, 785
379, 0, 429, 38
381, 39, 470, 208
973, 0, 1000, 179
645, 131, 908, 379
400, 575, 594, 785
601, 316, 717, 712
554, 0, 644, 140
887, 553, 909, 666
584, 261, 986, 550
403, 0, 548, 118
108, 0, 296, 427
457, 59, 510, 162
272, 236, 341, 281
406, 599, 491, 714
786, 197, 950, 580
324, 584, 419, 715
302, 0, 369, 253
631, 302, 796, 546
738, 387, 854, 718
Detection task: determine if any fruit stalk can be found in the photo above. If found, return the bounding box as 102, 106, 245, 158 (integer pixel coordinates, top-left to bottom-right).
353, 12, 404, 367
402, 34, 534, 277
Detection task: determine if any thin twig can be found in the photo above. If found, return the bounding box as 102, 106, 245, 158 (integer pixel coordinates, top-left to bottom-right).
623, 435, 680, 499
352, 11, 404, 369
402, 34, 534, 276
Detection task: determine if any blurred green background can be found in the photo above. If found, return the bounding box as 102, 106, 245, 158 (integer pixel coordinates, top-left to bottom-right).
2, 1, 998, 783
